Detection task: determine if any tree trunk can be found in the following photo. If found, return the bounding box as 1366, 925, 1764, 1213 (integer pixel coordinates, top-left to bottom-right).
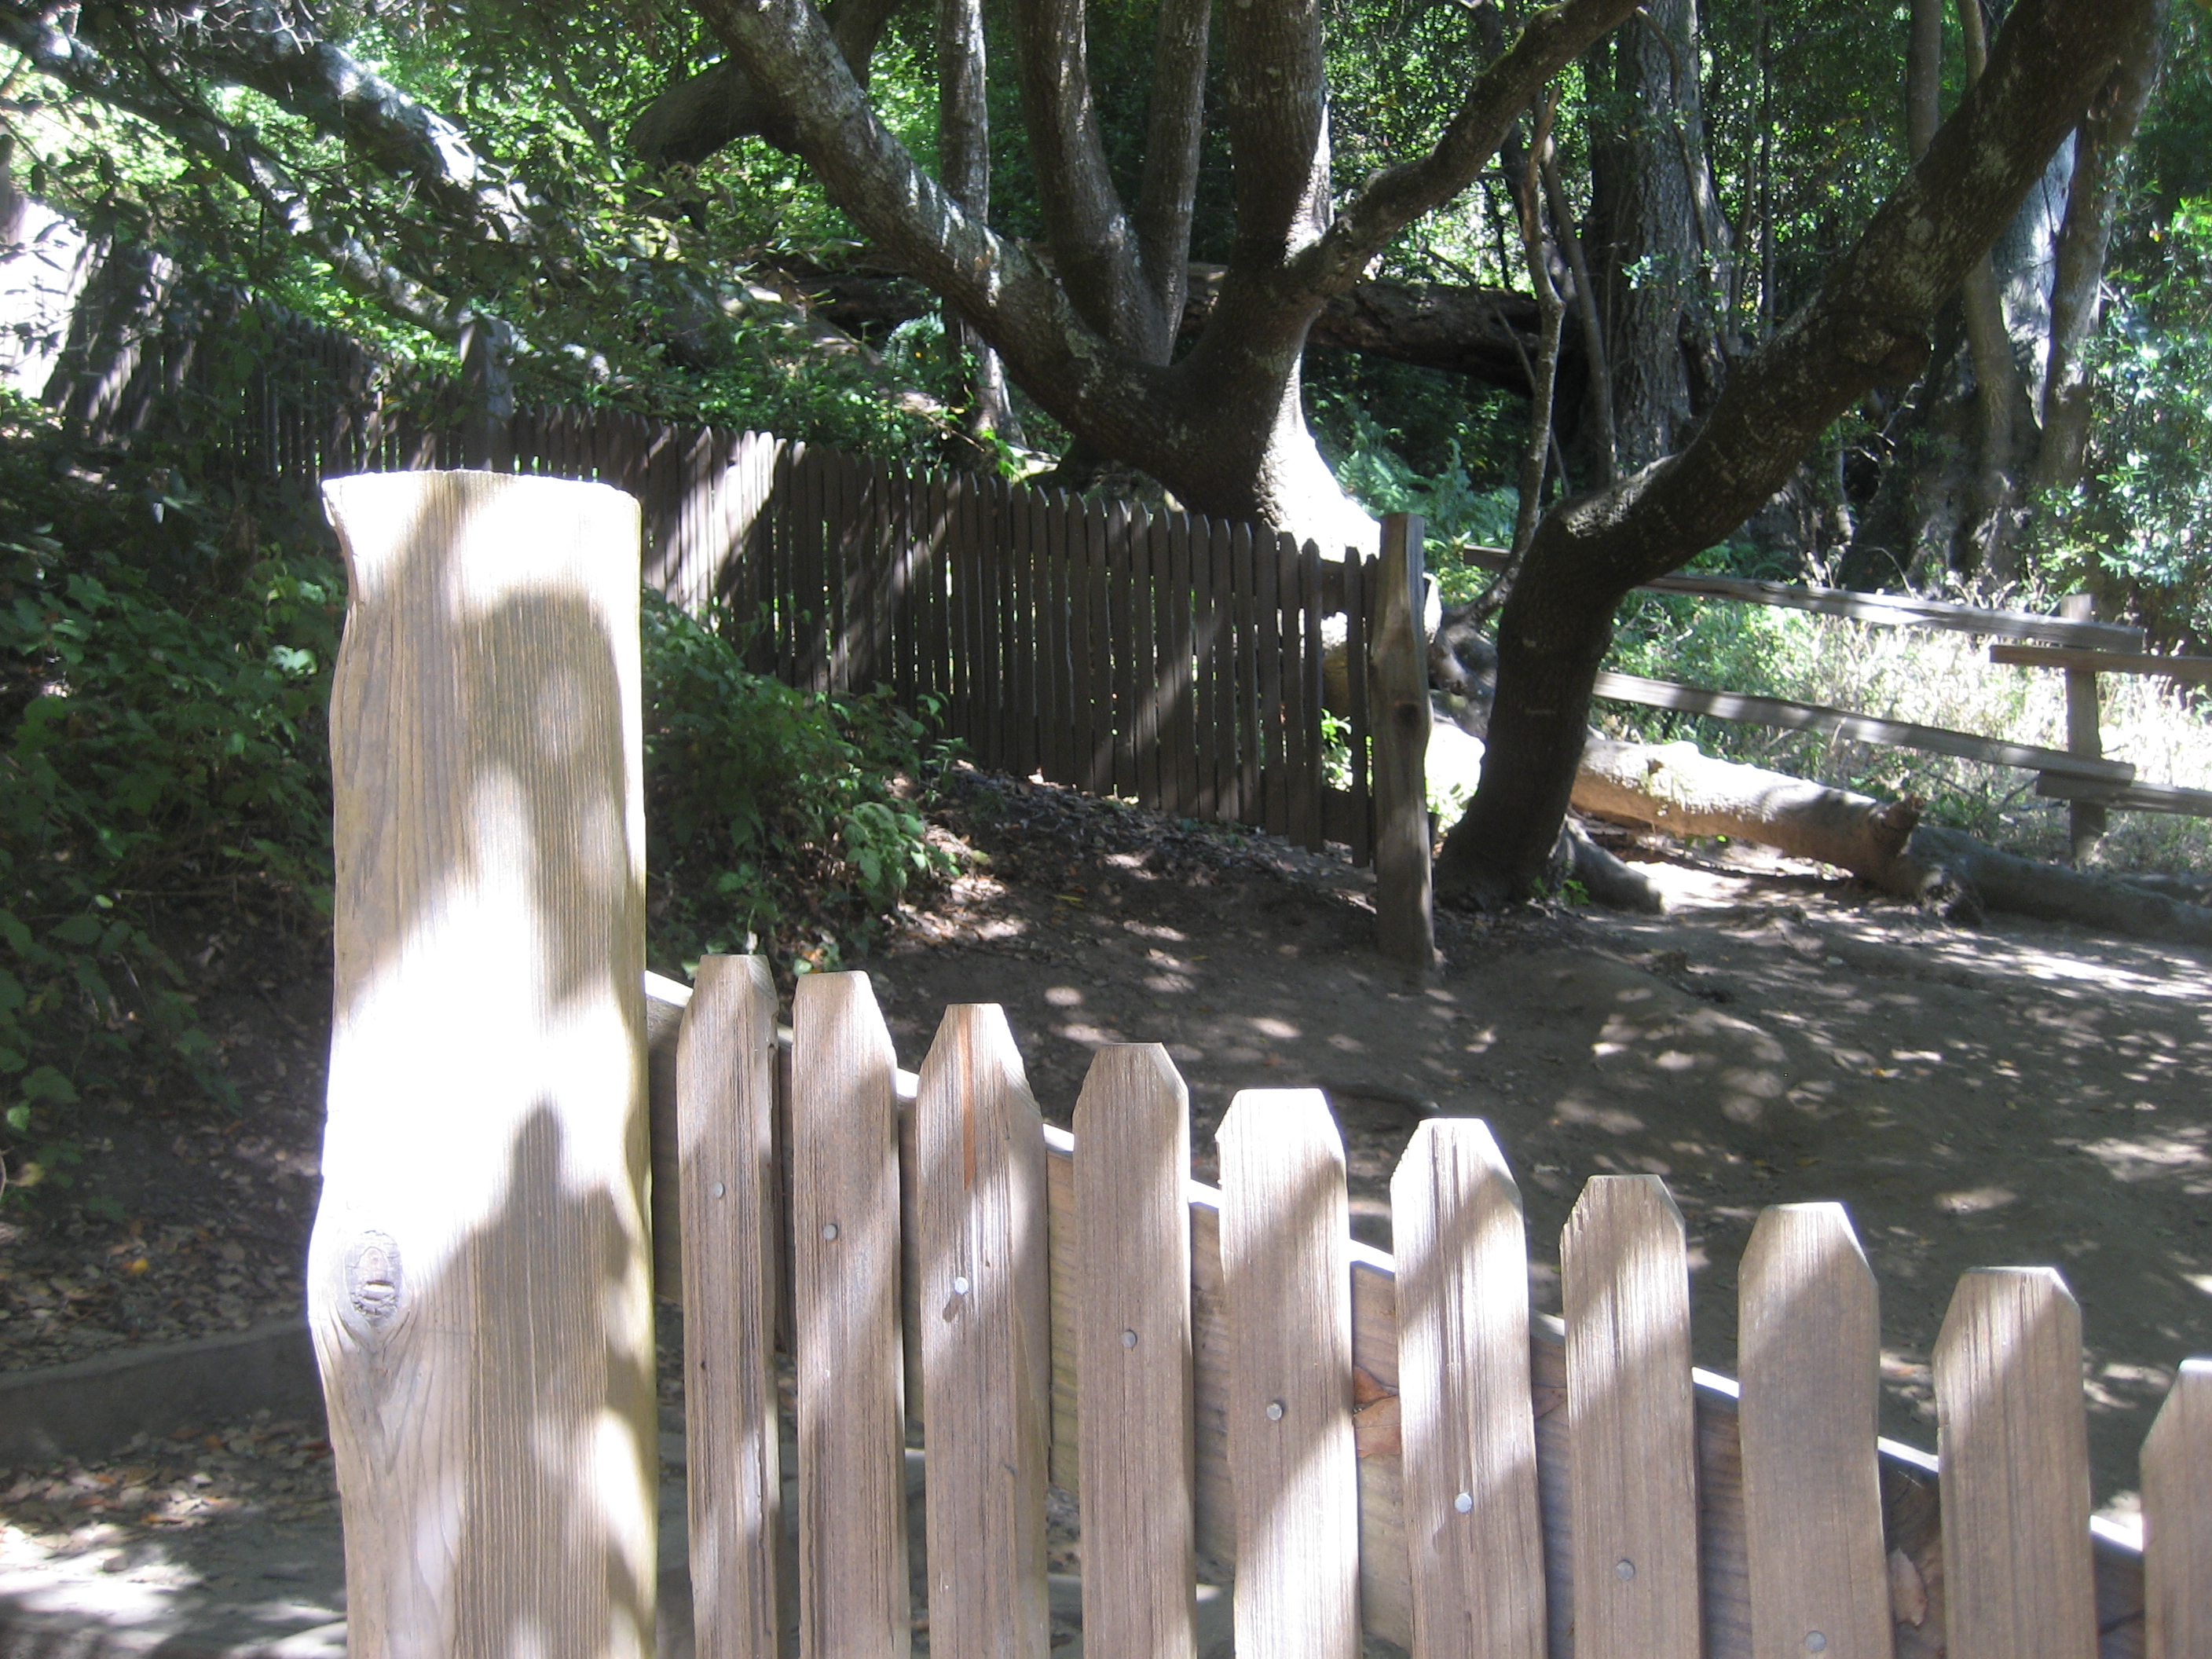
1573, 739, 1922, 879
1435, 0, 2158, 905
938, 0, 1018, 451
1586, 0, 1708, 471
2031, 3, 2166, 495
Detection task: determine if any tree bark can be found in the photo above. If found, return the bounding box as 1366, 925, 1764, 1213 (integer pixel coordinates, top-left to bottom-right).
1586, 0, 1708, 471
1573, 738, 2212, 945
1436, 0, 2159, 907
938, 0, 1017, 449
2031, 2, 2166, 496
692, 0, 1639, 544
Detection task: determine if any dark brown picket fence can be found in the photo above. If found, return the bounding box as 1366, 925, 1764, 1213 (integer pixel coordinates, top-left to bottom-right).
56, 285, 1389, 862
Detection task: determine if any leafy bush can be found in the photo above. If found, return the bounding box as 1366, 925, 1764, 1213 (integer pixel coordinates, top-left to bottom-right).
2, 407, 341, 1200
640, 592, 961, 982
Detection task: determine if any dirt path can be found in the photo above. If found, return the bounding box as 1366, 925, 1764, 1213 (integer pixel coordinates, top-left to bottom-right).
6, 764, 2207, 1535
864, 770, 2212, 1524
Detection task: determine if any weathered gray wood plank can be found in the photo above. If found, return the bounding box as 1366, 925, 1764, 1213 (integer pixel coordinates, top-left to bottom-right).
678, 955, 784, 1659
915, 1005, 1050, 1659
1073, 1046, 1196, 1659
1390, 1119, 1545, 1659
1934, 1267, 2097, 1659
1218, 1090, 1360, 1659
2144, 1357, 2212, 1659
1562, 1174, 1701, 1659
1738, 1203, 1890, 1659
789, 972, 910, 1659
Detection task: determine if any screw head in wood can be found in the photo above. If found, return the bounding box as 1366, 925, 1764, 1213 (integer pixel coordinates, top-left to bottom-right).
821, 1221, 840, 1241
1616, 1559, 1635, 1581
952, 1275, 970, 1295
1805, 1636, 1826, 1654
1264, 1400, 1285, 1421
1121, 1329, 1138, 1348
710, 1182, 727, 1199
1454, 1492, 1474, 1514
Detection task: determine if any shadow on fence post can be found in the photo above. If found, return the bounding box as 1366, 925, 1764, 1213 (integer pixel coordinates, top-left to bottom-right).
1371, 512, 1437, 982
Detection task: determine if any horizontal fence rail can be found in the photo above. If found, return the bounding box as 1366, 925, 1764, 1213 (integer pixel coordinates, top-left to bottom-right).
647, 965, 2205, 1659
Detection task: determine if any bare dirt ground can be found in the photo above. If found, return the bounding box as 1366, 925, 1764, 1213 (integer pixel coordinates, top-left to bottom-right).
5, 762, 2208, 1571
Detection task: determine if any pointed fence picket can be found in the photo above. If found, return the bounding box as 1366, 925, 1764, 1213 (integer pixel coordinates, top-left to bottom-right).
643, 965, 2198, 1659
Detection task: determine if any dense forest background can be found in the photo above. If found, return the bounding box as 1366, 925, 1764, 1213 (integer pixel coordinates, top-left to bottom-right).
4, 1, 2210, 1190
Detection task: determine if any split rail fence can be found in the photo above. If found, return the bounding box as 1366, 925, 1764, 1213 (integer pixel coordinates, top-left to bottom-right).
647, 961, 2207, 1659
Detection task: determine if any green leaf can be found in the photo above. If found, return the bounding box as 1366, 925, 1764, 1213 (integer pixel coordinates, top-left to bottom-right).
20, 1065, 79, 1104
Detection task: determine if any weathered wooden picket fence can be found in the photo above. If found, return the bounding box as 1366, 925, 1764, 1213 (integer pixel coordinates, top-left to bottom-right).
654, 961, 2207, 1659
307, 469, 2207, 1659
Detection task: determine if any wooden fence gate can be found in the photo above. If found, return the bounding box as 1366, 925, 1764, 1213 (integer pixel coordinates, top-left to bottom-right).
308, 470, 2204, 1659
655, 962, 2205, 1659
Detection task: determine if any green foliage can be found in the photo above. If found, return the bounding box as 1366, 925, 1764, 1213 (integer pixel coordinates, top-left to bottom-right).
2035, 196, 2212, 648
0, 401, 340, 1201
639, 593, 962, 983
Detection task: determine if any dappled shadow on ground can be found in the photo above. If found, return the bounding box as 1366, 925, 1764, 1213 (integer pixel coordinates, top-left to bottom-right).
865, 770, 2212, 1518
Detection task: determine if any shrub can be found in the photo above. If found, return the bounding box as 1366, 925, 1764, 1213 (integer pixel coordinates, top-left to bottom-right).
2, 408, 341, 1200
639, 592, 962, 983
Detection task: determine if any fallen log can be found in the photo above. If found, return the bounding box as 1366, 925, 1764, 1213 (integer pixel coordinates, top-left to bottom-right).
1571, 738, 2212, 948
1574, 738, 1922, 883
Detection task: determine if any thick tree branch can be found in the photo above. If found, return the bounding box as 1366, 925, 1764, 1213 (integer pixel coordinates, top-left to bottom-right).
1298, 0, 1639, 297
1443, 0, 2158, 902
44, 2, 542, 249
1218, 0, 1331, 270
1132, 0, 1212, 347
0, 8, 464, 337
1009, 0, 1159, 350
628, 0, 906, 163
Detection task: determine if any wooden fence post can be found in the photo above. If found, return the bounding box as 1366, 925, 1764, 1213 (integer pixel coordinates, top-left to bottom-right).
457, 312, 514, 472
311, 471, 655, 1659
1371, 513, 1435, 980
2057, 592, 2107, 863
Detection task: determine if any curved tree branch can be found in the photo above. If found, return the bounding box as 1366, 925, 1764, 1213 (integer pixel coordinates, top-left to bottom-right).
1296, 0, 1639, 298
1441, 0, 2159, 901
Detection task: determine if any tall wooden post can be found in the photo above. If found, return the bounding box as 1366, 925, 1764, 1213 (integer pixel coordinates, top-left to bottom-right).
310, 471, 656, 1659
2058, 592, 2107, 864
458, 313, 515, 473
1371, 513, 1436, 981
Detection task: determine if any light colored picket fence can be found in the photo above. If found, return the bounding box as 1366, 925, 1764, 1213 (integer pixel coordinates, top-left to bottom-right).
653, 964, 2207, 1659
308, 468, 2201, 1659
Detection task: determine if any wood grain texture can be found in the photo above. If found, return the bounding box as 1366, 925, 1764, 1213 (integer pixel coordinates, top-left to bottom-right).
1990, 642, 2212, 686
1562, 1174, 1701, 1659
789, 972, 910, 1659
1389, 1119, 1545, 1659
678, 955, 783, 1659
2144, 1357, 2212, 1659
915, 1006, 1050, 1659
1738, 1203, 1890, 1659
312, 470, 655, 1659
1934, 1267, 2096, 1659
1218, 1090, 1360, 1659
1371, 515, 1434, 979
1073, 1046, 1196, 1659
